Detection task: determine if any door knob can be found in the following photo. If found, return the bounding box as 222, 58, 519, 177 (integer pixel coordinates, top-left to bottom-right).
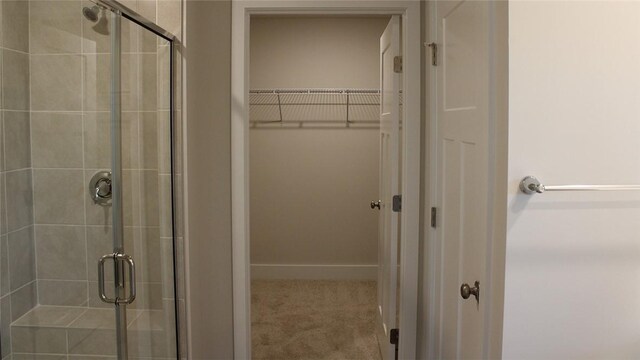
460, 281, 480, 302
370, 200, 381, 209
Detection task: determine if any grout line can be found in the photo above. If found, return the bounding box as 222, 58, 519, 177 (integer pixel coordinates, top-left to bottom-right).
5, 224, 33, 239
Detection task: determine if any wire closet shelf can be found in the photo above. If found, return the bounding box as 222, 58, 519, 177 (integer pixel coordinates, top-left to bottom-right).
249, 88, 389, 128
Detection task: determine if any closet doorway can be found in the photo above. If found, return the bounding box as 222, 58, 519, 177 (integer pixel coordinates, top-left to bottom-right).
249, 15, 389, 360
231, 2, 422, 359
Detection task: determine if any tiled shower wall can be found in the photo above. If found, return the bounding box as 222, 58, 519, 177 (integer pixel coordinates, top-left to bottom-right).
0, 1, 35, 359
0, 0, 184, 358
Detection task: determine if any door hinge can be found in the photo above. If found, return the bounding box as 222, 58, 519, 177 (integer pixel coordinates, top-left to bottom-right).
430, 207, 437, 227
394, 56, 403, 73
390, 328, 399, 360
392, 195, 402, 212
427, 42, 437, 66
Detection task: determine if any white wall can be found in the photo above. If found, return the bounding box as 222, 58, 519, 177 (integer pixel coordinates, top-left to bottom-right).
185, 0, 234, 358
249, 17, 388, 275
504, 2, 640, 358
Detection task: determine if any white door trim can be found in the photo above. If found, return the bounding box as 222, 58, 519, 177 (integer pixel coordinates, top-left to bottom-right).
231, 1, 421, 359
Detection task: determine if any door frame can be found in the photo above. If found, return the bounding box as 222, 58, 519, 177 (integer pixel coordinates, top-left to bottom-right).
423, 1, 509, 359
231, 1, 422, 358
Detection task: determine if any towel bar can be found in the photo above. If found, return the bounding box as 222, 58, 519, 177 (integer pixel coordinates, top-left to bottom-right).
519, 176, 640, 194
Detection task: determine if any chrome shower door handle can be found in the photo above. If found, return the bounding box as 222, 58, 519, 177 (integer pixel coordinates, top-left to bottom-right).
98, 253, 117, 304
115, 253, 136, 304
97, 253, 136, 304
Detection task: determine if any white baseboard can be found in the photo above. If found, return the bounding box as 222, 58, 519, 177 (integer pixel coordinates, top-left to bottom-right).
251, 264, 377, 280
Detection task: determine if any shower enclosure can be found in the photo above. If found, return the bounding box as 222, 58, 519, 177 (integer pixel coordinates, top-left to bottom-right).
0, 0, 183, 359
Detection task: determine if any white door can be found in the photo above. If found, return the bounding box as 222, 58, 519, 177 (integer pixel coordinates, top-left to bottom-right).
434, 1, 491, 358
376, 15, 401, 360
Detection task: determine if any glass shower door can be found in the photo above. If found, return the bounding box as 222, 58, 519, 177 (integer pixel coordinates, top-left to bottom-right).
93, 4, 178, 360
0, 0, 178, 357
117, 13, 179, 360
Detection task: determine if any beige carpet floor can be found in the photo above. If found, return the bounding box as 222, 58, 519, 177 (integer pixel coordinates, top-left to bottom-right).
251, 280, 382, 360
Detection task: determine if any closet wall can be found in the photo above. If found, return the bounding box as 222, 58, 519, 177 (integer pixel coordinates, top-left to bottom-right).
249, 17, 389, 279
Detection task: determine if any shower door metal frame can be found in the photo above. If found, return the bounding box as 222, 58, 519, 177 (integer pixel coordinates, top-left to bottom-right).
95, 1, 179, 358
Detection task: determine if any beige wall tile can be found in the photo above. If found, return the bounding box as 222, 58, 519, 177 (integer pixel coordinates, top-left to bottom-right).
139, 170, 159, 226
157, 111, 172, 175
157, 0, 181, 39
0, 174, 5, 235
6, 169, 33, 231
128, 328, 171, 358
140, 53, 157, 111
84, 112, 139, 170
87, 280, 112, 308
30, 0, 82, 54
10, 280, 36, 321
122, 170, 141, 226
1, 295, 10, 357
83, 112, 111, 169
35, 225, 86, 280
140, 112, 158, 170
37, 279, 88, 306
11, 326, 67, 354
8, 227, 35, 291
31, 112, 83, 168
2, 0, 29, 52
139, 226, 161, 283
120, 14, 138, 54
84, 54, 138, 111
4, 111, 31, 170
138, 0, 157, 22
140, 27, 158, 53
33, 169, 84, 225
0, 236, 8, 296
126, 55, 142, 109
128, 282, 162, 310
83, 54, 111, 111
85, 225, 114, 281
67, 328, 117, 355
0, 109, 4, 173
158, 45, 171, 110
2, 49, 30, 110
31, 55, 82, 111
122, 112, 140, 168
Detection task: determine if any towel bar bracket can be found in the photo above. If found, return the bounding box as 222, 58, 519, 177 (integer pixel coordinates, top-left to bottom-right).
520, 176, 545, 194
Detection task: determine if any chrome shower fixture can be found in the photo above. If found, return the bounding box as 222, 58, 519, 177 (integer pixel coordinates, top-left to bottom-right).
82, 4, 110, 35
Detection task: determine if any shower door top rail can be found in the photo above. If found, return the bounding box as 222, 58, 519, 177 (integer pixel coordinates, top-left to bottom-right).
95, 0, 177, 41
520, 176, 640, 194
